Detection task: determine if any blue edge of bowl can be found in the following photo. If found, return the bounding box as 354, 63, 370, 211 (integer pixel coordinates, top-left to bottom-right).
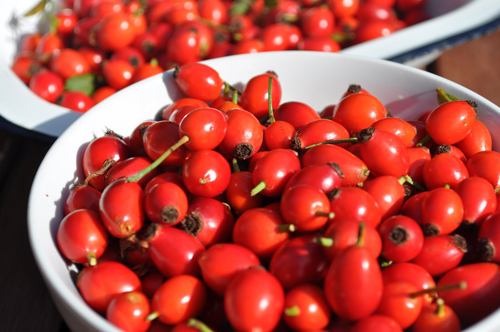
387, 14, 500, 64
3, 14, 500, 143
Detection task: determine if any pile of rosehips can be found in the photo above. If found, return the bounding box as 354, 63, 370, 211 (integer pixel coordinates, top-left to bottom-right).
12, 0, 429, 112
56, 61, 500, 332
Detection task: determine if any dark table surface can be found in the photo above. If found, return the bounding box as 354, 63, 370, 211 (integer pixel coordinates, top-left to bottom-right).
1, 28, 500, 332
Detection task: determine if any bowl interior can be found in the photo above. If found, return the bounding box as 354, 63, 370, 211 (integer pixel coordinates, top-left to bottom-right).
28, 51, 500, 332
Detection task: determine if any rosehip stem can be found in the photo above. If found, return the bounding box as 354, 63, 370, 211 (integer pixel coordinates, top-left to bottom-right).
404, 175, 426, 192
305, 138, 358, 150
315, 211, 335, 219
436, 298, 446, 317
146, 311, 159, 322
437, 87, 462, 104
356, 222, 366, 247
380, 260, 393, 268
409, 282, 467, 299
187, 318, 215, 332
125, 233, 149, 249
127, 135, 190, 183
268, 75, 276, 124
87, 253, 97, 266
284, 306, 301, 316
416, 133, 432, 147
232, 90, 239, 104
277, 224, 296, 233
250, 181, 266, 196
84, 158, 115, 185
232, 158, 241, 173
223, 82, 231, 96
224, 81, 242, 95
314, 237, 333, 247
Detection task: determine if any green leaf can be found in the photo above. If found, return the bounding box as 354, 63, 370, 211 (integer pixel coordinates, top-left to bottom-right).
437, 87, 462, 104
229, 0, 252, 16
23, 0, 47, 17
65, 74, 96, 96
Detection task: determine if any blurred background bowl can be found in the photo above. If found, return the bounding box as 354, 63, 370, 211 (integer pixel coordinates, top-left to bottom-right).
2, 0, 500, 139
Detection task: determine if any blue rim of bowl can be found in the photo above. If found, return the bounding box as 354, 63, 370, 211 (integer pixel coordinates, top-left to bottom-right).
388, 15, 500, 63
0, 114, 57, 143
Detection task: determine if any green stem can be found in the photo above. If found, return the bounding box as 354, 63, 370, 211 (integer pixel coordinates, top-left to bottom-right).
284, 306, 300, 316
224, 81, 243, 95
232, 90, 239, 104
127, 135, 190, 183
437, 87, 462, 104
356, 222, 366, 247
250, 181, 266, 196
436, 298, 445, 317
409, 282, 467, 299
380, 260, 393, 268
277, 224, 296, 233
223, 82, 230, 96
84, 158, 114, 185
232, 158, 240, 173
268, 76, 275, 124
404, 175, 426, 192
187, 318, 215, 332
315, 211, 335, 219
305, 138, 358, 150
314, 237, 333, 247
416, 133, 432, 147
146, 311, 160, 322
87, 253, 97, 266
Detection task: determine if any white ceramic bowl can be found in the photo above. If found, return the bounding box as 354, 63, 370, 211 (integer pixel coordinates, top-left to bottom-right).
28, 51, 500, 332
2, 0, 500, 138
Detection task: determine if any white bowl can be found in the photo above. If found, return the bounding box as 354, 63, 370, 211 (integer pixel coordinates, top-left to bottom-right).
28, 51, 500, 332
2, 0, 500, 138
